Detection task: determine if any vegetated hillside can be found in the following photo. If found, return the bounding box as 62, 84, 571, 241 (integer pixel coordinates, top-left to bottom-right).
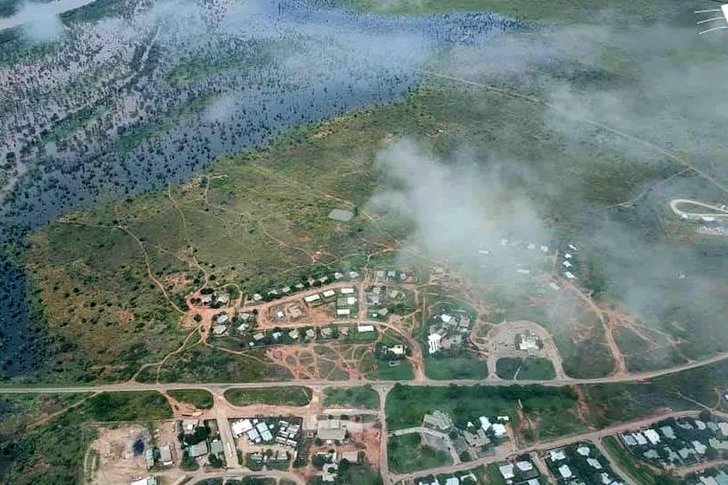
5, 0, 728, 383
0, 0, 522, 382
22, 59, 728, 383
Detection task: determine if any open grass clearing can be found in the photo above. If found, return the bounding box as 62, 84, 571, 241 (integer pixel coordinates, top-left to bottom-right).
323, 386, 380, 410
167, 389, 214, 409
388, 432, 452, 474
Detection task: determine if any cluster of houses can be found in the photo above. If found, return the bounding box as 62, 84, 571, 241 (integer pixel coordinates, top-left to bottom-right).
214, 320, 377, 349
231, 418, 301, 449
558, 244, 580, 282
301, 286, 359, 319
416, 471, 478, 485
366, 285, 408, 319
247, 449, 290, 469
620, 416, 728, 468
177, 419, 225, 465
476, 237, 583, 291
422, 410, 509, 458
545, 443, 623, 485
317, 449, 362, 482
143, 443, 174, 469
374, 269, 409, 282
688, 468, 728, 485
497, 455, 543, 484
251, 270, 362, 303
427, 311, 473, 354
193, 290, 231, 309
211, 311, 255, 336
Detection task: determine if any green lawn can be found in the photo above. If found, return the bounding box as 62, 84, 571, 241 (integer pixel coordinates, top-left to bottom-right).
424, 356, 488, 380
323, 386, 380, 410
386, 384, 581, 437
168, 389, 214, 410
224, 386, 313, 406
495, 357, 555, 380
376, 359, 415, 380
388, 432, 452, 474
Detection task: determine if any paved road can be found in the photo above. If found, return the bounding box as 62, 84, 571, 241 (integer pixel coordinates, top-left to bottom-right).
187, 469, 304, 484
3, 348, 727, 395
669, 198, 728, 220
213, 393, 243, 471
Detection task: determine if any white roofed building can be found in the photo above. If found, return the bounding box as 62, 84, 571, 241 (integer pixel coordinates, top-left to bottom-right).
428, 333, 442, 354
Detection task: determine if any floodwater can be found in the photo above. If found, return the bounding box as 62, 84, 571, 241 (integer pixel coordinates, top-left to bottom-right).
0, 0, 525, 379
0, 0, 98, 31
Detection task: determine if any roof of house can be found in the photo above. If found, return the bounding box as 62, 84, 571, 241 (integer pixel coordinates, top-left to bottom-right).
131, 478, 157, 485
340, 451, 359, 463
188, 441, 208, 457
159, 444, 173, 463
318, 420, 347, 441
210, 440, 224, 455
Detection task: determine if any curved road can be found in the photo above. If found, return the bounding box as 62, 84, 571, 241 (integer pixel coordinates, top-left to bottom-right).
669, 198, 728, 220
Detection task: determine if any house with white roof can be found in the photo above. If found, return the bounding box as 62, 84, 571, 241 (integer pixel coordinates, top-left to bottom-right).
644, 429, 661, 445
428, 333, 442, 354
587, 458, 603, 469
498, 464, 515, 480
550, 450, 566, 461
492, 423, 507, 437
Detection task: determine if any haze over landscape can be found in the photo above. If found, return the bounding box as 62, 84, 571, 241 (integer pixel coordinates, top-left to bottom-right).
1, 0, 728, 484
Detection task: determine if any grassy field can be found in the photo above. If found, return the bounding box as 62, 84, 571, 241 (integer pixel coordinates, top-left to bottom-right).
0, 391, 171, 484
135, 345, 292, 383
323, 386, 380, 410
168, 389, 214, 409
581, 359, 728, 428
386, 384, 582, 440
424, 356, 488, 380
387, 432, 452, 474
495, 357, 556, 380
311, 0, 678, 23
224, 386, 313, 406
376, 359, 415, 380
24, 0, 728, 383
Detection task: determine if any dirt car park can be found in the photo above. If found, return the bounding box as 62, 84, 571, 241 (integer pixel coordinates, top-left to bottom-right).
85, 423, 186, 485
